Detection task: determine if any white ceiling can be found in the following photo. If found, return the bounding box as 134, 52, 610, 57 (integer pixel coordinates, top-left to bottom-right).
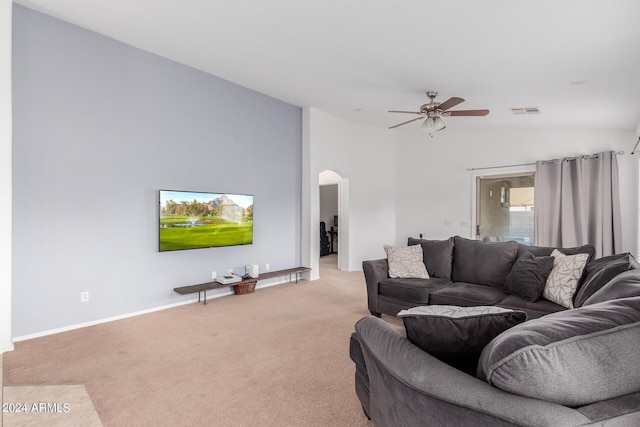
14, 0, 640, 132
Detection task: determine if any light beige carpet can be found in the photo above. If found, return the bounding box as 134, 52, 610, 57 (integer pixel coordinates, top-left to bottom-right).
3, 255, 391, 426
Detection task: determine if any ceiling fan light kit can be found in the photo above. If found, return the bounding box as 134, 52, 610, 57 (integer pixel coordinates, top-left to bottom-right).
421, 116, 446, 134
389, 91, 489, 135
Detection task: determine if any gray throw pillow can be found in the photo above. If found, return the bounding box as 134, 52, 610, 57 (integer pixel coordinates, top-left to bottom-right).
452, 236, 518, 288
477, 297, 640, 407
407, 237, 454, 279
505, 252, 554, 302
398, 305, 526, 375
384, 244, 429, 279
573, 253, 639, 307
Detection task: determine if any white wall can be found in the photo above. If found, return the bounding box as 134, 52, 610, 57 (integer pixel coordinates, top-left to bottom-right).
0, 0, 12, 353
396, 127, 638, 256
303, 108, 396, 277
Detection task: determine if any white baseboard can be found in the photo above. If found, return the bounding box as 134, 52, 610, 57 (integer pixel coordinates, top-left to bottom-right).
1, 343, 15, 354
13, 279, 288, 343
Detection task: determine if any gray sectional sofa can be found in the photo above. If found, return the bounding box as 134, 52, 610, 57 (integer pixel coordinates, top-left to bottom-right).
364, 236, 618, 319
352, 236, 640, 426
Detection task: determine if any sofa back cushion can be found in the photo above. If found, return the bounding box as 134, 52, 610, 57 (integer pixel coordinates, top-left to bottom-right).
477, 296, 640, 407
407, 237, 454, 279
583, 268, 640, 305
452, 236, 518, 288
573, 253, 639, 307
517, 243, 596, 261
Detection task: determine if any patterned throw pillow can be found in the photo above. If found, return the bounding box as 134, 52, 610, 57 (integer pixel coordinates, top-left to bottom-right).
384, 245, 429, 279
543, 249, 589, 308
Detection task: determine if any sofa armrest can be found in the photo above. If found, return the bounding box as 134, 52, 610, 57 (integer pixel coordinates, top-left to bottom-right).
355, 316, 591, 427
362, 259, 388, 315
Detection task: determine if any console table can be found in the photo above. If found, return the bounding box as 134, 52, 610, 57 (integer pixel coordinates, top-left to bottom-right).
173, 266, 311, 304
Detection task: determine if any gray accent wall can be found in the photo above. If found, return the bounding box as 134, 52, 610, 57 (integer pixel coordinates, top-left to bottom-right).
12, 6, 302, 337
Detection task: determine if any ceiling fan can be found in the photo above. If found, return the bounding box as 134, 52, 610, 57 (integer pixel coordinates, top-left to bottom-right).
388, 91, 489, 134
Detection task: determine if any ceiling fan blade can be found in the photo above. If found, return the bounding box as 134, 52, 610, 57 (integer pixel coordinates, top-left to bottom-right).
388, 110, 422, 114
437, 97, 465, 111
389, 116, 425, 129
447, 109, 490, 117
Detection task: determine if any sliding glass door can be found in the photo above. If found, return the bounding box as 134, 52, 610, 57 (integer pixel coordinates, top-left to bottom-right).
476, 173, 535, 245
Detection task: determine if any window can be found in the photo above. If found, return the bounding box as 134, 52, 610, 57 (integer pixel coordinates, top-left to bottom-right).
475, 173, 535, 245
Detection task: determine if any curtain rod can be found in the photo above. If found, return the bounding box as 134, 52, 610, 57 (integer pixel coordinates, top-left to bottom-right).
466, 162, 534, 172
466, 151, 625, 172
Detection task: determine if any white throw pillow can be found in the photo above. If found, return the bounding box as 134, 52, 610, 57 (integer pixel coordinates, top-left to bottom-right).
543, 249, 589, 308
384, 245, 429, 279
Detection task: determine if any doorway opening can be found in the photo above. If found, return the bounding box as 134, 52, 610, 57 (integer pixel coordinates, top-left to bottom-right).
319, 170, 348, 270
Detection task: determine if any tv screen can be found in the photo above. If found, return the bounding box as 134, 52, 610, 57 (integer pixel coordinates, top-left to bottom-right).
159, 190, 254, 252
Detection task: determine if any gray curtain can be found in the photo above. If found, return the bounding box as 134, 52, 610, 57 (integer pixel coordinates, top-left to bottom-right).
534, 151, 622, 258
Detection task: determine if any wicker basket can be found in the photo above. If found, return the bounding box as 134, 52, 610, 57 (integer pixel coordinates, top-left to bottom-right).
234, 280, 257, 295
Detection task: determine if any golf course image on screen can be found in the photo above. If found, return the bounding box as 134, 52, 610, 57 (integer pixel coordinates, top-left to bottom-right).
159, 190, 253, 252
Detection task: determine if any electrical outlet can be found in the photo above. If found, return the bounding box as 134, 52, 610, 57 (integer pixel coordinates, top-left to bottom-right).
461, 220, 472, 227
265, 263, 270, 271
444, 220, 454, 227
228, 268, 233, 275
211, 271, 217, 280
80, 291, 89, 302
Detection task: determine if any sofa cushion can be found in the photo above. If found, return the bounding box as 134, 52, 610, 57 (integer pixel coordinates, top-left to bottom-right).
407, 237, 455, 279
517, 243, 596, 261
398, 305, 526, 374
384, 244, 429, 279
543, 250, 589, 308
573, 253, 639, 308
497, 294, 566, 320
477, 296, 640, 407
505, 252, 554, 302
378, 277, 451, 304
452, 236, 518, 288
583, 268, 640, 305
429, 282, 510, 306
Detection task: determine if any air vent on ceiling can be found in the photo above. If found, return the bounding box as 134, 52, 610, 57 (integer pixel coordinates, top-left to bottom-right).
509, 107, 541, 115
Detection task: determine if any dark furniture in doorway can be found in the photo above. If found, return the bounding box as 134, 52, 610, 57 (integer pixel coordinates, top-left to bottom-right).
328, 228, 338, 254
320, 221, 330, 256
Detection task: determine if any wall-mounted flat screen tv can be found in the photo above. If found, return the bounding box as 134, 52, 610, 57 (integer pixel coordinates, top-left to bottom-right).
159, 190, 254, 252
